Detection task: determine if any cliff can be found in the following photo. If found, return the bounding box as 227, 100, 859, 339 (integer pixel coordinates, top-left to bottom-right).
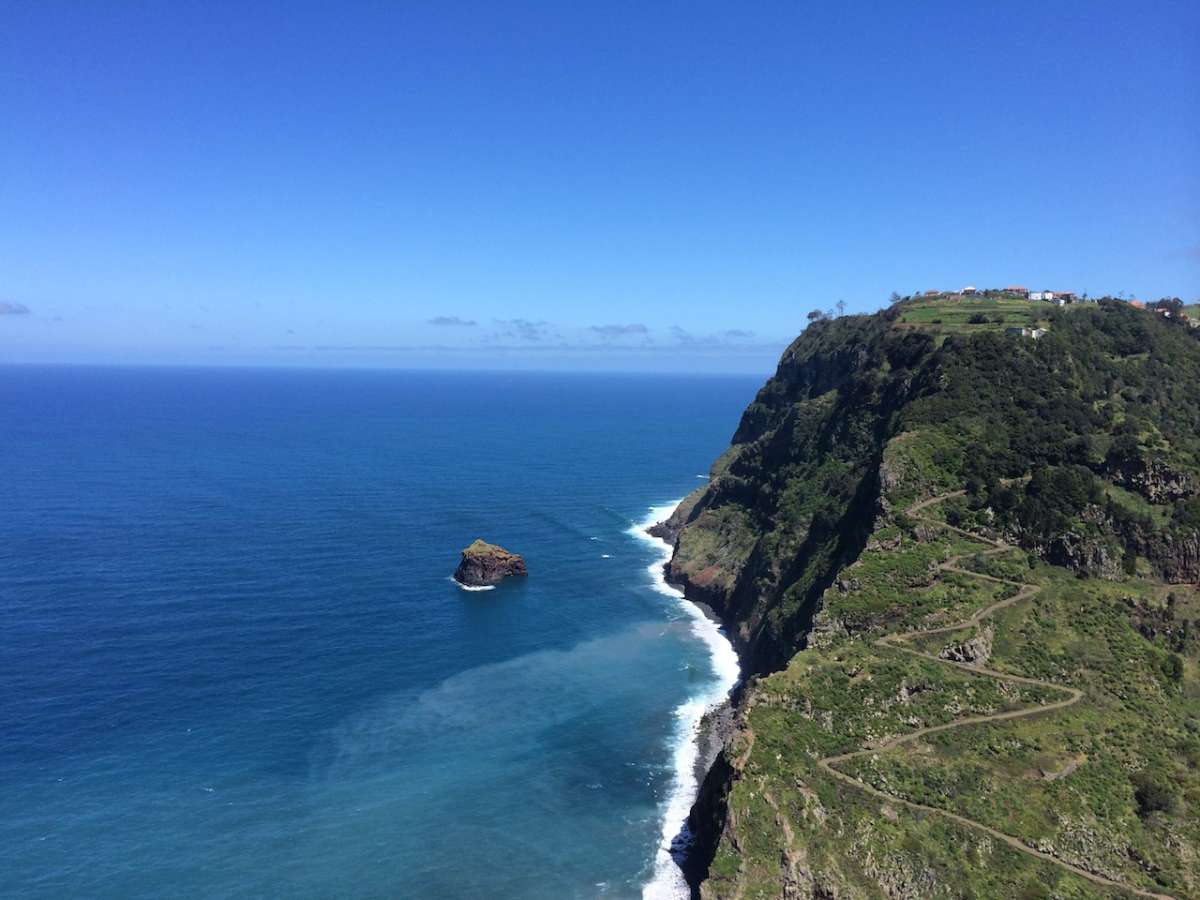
671, 299, 1200, 899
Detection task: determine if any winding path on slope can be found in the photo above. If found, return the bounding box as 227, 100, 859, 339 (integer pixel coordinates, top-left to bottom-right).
813, 490, 1177, 900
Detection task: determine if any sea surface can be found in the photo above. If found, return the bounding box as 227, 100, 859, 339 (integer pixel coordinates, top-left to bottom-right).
0, 366, 758, 899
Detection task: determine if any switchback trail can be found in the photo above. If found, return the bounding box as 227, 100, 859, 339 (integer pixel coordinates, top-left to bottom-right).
814, 491, 1176, 900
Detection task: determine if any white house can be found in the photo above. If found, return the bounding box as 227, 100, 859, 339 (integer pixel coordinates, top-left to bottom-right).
1006, 326, 1049, 340
962, 285, 978, 295
1030, 291, 1046, 301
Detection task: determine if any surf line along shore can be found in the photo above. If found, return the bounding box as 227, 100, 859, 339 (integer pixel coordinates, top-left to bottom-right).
631, 500, 740, 900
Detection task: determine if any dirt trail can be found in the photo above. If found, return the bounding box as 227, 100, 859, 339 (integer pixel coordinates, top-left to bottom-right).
814, 491, 1176, 900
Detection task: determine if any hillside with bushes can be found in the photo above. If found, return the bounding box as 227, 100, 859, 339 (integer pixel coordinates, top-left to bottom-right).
665, 298, 1200, 898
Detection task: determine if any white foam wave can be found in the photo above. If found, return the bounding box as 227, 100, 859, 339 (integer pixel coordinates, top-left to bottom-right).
448, 577, 495, 592
630, 500, 740, 900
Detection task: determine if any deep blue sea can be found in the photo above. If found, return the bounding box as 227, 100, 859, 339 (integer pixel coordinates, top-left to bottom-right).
0, 366, 758, 899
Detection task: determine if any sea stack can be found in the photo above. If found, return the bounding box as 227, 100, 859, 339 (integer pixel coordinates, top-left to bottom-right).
453, 539, 528, 587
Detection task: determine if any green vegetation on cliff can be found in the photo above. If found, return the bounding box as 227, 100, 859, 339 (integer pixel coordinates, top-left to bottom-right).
675, 299, 1200, 899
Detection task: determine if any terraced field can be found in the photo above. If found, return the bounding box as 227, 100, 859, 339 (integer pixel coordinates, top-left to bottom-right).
893, 295, 1052, 334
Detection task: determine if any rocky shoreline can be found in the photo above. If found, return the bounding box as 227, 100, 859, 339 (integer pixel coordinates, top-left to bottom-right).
648, 512, 746, 896
677, 612, 743, 896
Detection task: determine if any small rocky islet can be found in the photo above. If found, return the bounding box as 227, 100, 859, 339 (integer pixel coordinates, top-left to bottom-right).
453, 539, 527, 587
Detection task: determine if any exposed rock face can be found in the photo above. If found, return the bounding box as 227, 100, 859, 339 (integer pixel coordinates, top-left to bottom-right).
1028, 505, 1200, 585
1108, 455, 1197, 504
1045, 530, 1124, 579
453, 539, 527, 587
1153, 530, 1200, 584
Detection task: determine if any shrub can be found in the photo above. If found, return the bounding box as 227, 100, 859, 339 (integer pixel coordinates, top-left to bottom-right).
1132, 771, 1177, 817
1161, 653, 1184, 684
1173, 497, 1200, 529
1122, 551, 1137, 575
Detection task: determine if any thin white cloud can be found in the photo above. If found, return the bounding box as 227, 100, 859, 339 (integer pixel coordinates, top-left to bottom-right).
589, 323, 648, 338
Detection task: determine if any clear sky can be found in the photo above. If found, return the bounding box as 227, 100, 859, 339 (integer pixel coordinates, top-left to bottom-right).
2, 1, 1197, 373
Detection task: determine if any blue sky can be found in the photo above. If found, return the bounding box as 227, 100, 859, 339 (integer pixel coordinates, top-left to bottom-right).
2, 1, 1197, 373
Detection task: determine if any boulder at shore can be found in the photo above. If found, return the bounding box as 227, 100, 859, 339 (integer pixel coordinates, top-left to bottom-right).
453, 539, 528, 587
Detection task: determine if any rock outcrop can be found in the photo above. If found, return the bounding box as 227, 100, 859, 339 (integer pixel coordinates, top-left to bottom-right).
1152, 529, 1200, 584
1045, 529, 1124, 579
1107, 455, 1197, 504
647, 487, 707, 544
453, 539, 527, 587
938, 624, 994, 666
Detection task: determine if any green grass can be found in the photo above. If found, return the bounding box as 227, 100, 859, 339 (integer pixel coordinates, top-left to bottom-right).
671, 503, 757, 594
818, 530, 1010, 635
1102, 482, 1174, 526
879, 430, 970, 510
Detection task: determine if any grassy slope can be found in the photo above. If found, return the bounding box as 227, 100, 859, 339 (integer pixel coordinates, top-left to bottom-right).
703, 476, 1199, 899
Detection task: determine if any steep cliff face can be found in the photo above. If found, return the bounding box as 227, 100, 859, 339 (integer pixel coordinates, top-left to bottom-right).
673, 300, 1200, 899
669, 303, 1200, 674
665, 312, 939, 675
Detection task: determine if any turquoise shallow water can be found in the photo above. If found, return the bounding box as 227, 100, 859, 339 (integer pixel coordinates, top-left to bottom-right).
0, 367, 758, 899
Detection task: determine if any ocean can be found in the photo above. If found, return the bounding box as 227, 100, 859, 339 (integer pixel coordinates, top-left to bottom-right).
0, 366, 757, 899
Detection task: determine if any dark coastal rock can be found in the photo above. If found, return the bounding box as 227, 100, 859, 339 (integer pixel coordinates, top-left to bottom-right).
647, 486, 707, 545
453, 539, 527, 587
